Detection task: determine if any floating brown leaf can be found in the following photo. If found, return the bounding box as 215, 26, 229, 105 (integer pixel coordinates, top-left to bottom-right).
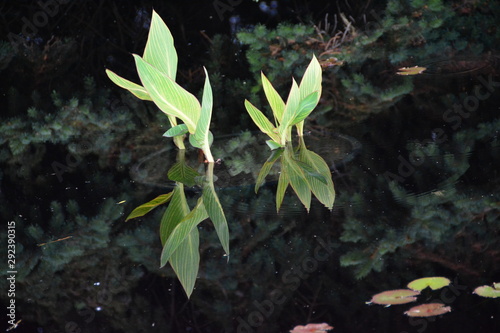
404, 303, 451, 317
368, 289, 420, 305
290, 323, 333, 333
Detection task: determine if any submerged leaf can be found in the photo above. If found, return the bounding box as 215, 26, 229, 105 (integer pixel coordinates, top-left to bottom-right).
404, 303, 451, 317
368, 289, 420, 305
407, 277, 451, 291
473, 284, 500, 298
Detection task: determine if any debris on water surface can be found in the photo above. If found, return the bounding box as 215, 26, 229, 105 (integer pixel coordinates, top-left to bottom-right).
407, 276, 451, 292
473, 283, 500, 298
367, 289, 420, 305
290, 322, 333, 332
404, 303, 451, 317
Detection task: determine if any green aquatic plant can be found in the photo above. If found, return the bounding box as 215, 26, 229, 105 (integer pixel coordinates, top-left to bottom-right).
255, 135, 335, 212
106, 10, 215, 162
125, 150, 229, 297
244, 55, 322, 149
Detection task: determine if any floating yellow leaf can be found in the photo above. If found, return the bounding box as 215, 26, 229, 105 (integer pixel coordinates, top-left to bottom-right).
396, 66, 426, 75
473, 283, 500, 298
407, 276, 451, 291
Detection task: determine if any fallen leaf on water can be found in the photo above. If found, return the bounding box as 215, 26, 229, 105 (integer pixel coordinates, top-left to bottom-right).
407, 276, 451, 292
404, 303, 451, 317
473, 283, 500, 298
367, 289, 420, 305
290, 322, 333, 333
396, 66, 426, 75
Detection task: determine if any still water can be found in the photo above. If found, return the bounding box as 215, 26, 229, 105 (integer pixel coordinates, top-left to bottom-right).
1, 3, 500, 333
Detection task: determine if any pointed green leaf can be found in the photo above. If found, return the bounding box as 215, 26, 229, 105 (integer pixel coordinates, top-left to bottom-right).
255, 148, 283, 193
133, 54, 200, 133
283, 154, 312, 212
278, 79, 301, 143
266, 140, 283, 150
105, 69, 152, 101
169, 228, 199, 298
202, 163, 230, 256
163, 124, 188, 137
244, 100, 281, 143
193, 67, 214, 162
160, 198, 208, 267
276, 166, 290, 212
160, 185, 190, 244
125, 192, 173, 221
298, 140, 335, 210
261, 72, 285, 124
291, 91, 320, 126
143, 10, 178, 79
299, 55, 322, 102
167, 162, 200, 187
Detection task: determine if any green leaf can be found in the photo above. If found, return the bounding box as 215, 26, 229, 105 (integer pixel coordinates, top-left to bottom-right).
283, 153, 312, 212
278, 79, 301, 143
202, 163, 230, 256
189, 131, 214, 150
125, 192, 173, 221
244, 100, 281, 143
407, 277, 451, 291
266, 139, 283, 150
473, 284, 500, 298
163, 124, 188, 137
291, 91, 320, 126
143, 10, 178, 79
255, 148, 283, 193
133, 54, 200, 133
160, 198, 208, 267
105, 69, 152, 101
276, 166, 290, 212
169, 228, 199, 298
299, 55, 322, 102
160, 185, 190, 244
474, 285, 500, 298
193, 67, 214, 162
298, 139, 335, 210
261, 72, 285, 124
167, 162, 200, 187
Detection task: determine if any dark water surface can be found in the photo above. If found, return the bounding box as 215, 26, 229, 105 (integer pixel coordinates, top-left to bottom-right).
1, 2, 500, 333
